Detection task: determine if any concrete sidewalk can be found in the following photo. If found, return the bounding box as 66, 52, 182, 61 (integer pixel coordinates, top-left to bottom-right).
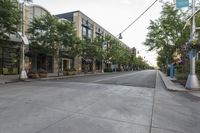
0, 75, 20, 84
159, 71, 200, 97
159, 71, 189, 92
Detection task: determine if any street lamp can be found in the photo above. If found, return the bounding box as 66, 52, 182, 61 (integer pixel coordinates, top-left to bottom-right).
19, 2, 28, 80
118, 33, 123, 39
185, 0, 200, 90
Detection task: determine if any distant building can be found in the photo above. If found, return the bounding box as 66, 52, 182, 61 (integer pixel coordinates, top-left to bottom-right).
1, 3, 131, 75
56, 11, 130, 73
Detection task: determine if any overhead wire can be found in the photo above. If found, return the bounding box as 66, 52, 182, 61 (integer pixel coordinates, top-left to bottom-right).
118, 0, 159, 37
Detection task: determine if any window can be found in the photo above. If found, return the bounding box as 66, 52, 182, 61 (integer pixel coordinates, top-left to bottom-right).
82, 19, 87, 26
81, 19, 93, 39
88, 29, 92, 39
82, 26, 87, 37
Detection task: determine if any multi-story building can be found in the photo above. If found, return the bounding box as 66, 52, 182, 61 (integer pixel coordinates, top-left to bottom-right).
22, 4, 55, 73
0, 0, 22, 75
0, 1, 55, 75
56, 11, 130, 73
1, 2, 131, 75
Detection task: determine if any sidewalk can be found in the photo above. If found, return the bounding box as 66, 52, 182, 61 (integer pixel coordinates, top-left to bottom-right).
0, 75, 20, 84
0, 72, 106, 85
159, 71, 200, 97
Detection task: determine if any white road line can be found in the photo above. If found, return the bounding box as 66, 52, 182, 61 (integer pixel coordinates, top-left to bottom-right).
92, 71, 142, 83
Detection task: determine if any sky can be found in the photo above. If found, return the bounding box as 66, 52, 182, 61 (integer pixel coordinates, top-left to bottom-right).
29, 0, 172, 67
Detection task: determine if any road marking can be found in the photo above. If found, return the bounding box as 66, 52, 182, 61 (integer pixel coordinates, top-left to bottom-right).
92, 71, 142, 83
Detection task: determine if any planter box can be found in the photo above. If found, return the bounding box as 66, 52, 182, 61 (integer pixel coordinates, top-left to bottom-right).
63, 71, 76, 76
38, 73, 48, 78
28, 73, 39, 79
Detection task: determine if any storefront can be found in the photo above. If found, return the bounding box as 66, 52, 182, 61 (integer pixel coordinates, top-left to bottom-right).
29, 53, 53, 73
0, 42, 20, 75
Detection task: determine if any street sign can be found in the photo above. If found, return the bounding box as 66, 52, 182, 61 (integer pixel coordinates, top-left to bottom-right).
176, 0, 189, 8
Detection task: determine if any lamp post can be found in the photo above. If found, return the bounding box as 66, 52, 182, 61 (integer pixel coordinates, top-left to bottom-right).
185, 0, 200, 90
19, 2, 28, 80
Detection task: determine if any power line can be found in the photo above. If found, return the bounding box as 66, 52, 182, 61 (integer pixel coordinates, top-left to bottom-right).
118, 0, 159, 37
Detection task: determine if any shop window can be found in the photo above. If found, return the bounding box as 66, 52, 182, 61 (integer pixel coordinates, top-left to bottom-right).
2, 47, 19, 75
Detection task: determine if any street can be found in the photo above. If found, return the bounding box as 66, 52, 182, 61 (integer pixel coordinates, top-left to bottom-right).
0, 70, 200, 133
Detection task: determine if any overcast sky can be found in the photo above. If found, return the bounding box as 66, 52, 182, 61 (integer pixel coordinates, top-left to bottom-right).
29, 0, 173, 67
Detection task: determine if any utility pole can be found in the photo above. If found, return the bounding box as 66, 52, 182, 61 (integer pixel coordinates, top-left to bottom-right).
20, 2, 28, 80
185, 0, 200, 89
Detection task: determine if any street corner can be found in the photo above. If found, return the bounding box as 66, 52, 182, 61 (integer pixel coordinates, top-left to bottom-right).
159, 71, 188, 92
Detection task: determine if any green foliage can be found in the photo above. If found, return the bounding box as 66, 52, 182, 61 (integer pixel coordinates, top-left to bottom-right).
104, 68, 112, 72
175, 73, 188, 80
28, 14, 58, 53
0, 0, 21, 40
81, 38, 96, 60
174, 63, 189, 80
144, 2, 189, 66
28, 14, 80, 56
28, 14, 81, 74
28, 14, 150, 70
196, 60, 200, 79
174, 61, 200, 80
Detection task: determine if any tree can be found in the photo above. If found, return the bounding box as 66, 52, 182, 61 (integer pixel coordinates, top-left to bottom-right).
144, 2, 189, 66
92, 36, 105, 61
0, 0, 21, 40
28, 14, 58, 54
80, 38, 95, 72
28, 14, 78, 75
56, 19, 81, 69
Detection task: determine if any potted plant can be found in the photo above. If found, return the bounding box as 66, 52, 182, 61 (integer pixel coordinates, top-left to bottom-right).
27, 70, 39, 79
63, 68, 76, 75
38, 69, 48, 78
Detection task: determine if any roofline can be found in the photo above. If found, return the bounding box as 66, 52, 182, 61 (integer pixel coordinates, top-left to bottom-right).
56, 10, 130, 49
28, 4, 51, 15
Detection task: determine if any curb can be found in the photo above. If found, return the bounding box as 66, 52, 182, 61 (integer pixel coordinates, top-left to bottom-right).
0, 72, 110, 85
159, 71, 194, 92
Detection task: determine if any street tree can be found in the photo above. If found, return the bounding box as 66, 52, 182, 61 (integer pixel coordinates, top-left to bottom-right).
81, 38, 98, 72
144, 2, 189, 66
0, 0, 21, 40
56, 19, 82, 69
28, 14, 78, 75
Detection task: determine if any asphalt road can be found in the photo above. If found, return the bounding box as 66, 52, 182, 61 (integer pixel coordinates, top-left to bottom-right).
54, 70, 157, 88
0, 70, 200, 133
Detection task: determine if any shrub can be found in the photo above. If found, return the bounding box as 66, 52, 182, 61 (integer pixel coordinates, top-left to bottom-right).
196, 60, 200, 79
38, 69, 47, 74
175, 73, 188, 80
104, 68, 112, 72
116, 68, 122, 72
27, 70, 39, 79
38, 69, 48, 78
63, 68, 76, 75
